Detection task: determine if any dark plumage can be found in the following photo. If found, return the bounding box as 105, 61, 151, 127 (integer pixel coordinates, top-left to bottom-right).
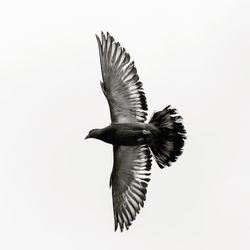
86, 32, 186, 231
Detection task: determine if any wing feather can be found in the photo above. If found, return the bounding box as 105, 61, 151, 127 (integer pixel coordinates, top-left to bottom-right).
96, 32, 148, 123
110, 145, 152, 231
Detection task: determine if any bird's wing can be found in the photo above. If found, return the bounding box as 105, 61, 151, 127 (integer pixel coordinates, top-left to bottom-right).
110, 145, 152, 231
96, 32, 148, 123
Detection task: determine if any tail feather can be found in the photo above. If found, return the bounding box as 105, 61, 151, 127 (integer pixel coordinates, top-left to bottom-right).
149, 106, 186, 168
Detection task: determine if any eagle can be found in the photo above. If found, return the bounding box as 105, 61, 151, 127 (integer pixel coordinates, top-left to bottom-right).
85, 32, 186, 231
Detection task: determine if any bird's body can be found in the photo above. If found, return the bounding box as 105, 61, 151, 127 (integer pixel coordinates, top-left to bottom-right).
88, 123, 158, 146
86, 32, 186, 231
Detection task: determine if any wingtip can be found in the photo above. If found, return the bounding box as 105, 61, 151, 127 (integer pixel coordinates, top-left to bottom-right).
101, 31, 106, 40
95, 34, 102, 49
98, 31, 113, 40
114, 223, 118, 232
95, 34, 99, 41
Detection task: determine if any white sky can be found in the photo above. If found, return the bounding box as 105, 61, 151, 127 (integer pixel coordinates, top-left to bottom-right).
0, 0, 250, 249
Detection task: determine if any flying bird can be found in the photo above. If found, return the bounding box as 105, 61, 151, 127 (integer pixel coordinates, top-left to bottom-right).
86, 32, 186, 231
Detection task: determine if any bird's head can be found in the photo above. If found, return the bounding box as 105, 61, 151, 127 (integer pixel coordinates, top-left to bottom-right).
85, 129, 100, 139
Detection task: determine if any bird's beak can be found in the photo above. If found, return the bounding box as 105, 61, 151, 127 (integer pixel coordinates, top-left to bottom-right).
85, 135, 89, 139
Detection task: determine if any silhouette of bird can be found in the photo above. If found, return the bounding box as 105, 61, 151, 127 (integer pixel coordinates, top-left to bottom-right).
86, 32, 186, 231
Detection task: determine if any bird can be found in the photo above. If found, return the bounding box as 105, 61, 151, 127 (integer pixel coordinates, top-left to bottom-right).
85, 32, 186, 232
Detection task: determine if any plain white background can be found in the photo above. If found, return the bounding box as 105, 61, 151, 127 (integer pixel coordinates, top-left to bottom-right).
1, 0, 250, 249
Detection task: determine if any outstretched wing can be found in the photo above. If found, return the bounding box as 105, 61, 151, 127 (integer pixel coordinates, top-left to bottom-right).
96, 32, 148, 123
110, 145, 152, 231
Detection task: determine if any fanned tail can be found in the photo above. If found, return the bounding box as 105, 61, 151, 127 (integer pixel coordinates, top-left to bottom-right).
149, 106, 186, 168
